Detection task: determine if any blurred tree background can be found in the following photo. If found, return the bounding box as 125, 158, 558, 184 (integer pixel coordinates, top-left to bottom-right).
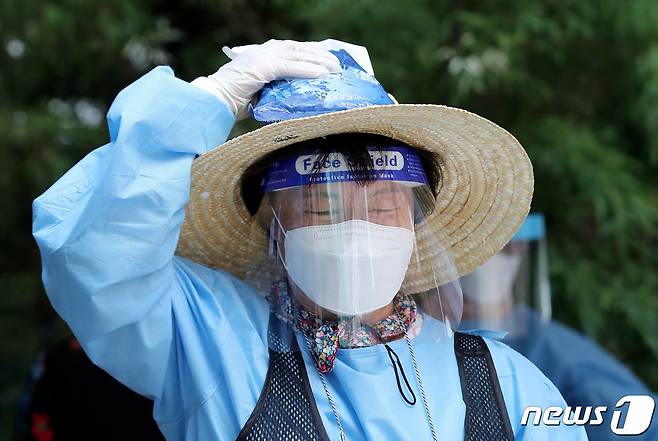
1, 0, 657, 438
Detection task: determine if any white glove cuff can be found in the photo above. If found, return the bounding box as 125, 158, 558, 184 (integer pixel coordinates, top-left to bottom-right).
191, 76, 239, 116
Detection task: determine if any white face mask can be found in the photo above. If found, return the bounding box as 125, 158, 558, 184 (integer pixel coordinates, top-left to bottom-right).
461, 253, 522, 306
278, 219, 415, 316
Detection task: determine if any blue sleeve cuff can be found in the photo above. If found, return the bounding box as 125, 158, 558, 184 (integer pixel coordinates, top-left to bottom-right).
107, 65, 236, 155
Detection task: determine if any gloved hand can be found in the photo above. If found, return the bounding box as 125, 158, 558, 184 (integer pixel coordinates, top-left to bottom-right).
192, 39, 341, 120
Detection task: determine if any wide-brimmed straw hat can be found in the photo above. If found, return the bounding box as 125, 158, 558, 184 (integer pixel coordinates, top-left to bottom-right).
175, 45, 533, 293
177, 40, 533, 293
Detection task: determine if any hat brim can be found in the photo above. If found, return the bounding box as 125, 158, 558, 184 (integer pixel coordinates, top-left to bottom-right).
176, 104, 533, 291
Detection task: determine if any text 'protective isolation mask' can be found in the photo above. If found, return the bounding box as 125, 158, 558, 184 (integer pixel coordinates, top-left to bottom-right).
282, 219, 414, 316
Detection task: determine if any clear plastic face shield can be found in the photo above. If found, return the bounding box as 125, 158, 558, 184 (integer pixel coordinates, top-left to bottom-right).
243, 145, 463, 347
459, 213, 551, 335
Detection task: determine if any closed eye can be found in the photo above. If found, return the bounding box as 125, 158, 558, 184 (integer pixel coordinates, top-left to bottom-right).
369, 207, 401, 212
304, 209, 342, 216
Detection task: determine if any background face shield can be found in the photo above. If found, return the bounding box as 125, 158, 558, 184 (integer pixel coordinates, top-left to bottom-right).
242, 148, 463, 350
459, 213, 551, 336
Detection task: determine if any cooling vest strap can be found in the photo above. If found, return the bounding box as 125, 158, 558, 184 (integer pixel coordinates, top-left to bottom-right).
236, 315, 330, 441
455, 331, 516, 441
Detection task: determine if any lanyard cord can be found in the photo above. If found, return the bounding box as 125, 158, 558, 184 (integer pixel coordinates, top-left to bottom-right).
376, 318, 439, 441
403, 329, 439, 441
301, 313, 439, 441
302, 333, 347, 441
383, 343, 417, 405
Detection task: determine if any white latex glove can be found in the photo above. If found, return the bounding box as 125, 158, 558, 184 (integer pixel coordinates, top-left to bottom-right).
192, 39, 341, 120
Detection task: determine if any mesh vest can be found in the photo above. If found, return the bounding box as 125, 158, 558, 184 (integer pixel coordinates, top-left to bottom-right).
237, 314, 515, 441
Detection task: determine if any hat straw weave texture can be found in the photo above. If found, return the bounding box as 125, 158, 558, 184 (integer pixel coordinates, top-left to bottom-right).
176, 103, 533, 292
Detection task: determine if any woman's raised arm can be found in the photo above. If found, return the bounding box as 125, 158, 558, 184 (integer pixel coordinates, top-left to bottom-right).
32, 42, 340, 402
32, 66, 236, 399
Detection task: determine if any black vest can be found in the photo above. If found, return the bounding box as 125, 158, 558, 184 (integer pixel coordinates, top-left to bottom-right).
237, 315, 515, 441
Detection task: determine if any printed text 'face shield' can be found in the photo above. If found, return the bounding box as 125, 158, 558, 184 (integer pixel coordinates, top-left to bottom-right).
243, 146, 463, 347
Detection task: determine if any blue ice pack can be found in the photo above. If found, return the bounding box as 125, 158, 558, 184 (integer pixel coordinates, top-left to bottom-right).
251, 49, 394, 122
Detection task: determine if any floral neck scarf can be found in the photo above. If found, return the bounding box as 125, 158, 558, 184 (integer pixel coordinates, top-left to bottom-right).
268, 278, 422, 373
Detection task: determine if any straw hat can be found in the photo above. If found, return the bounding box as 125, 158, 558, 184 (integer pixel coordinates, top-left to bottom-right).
175, 102, 533, 292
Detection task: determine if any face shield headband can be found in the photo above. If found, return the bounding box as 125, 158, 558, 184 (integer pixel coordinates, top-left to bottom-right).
260, 145, 430, 192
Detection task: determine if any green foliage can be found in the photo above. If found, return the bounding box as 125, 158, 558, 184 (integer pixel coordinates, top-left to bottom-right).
1, 0, 657, 437
282, 0, 658, 384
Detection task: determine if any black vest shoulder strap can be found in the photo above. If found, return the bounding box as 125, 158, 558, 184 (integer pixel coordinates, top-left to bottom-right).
236, 315, 330, 441
454, 331, 516, 441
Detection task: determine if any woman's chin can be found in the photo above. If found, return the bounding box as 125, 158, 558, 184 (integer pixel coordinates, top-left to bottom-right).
289, 283, 395, 323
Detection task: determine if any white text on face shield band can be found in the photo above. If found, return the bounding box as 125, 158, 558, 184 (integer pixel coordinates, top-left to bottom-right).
283, 220, 414, 316
295, 151, 404, 175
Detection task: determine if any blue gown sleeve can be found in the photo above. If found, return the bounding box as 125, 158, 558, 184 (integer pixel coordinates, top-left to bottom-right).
486, 339, 590, 440
32, 66, 236, 403
518, 320, 658, 440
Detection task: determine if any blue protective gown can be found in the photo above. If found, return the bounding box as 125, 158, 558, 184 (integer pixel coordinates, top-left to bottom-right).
504, 307, 658, 440
32, 66, 588, 441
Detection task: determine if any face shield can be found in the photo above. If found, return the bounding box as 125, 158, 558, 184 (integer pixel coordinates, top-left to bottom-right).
243, 145, 463, 352
459, 213, 551, 335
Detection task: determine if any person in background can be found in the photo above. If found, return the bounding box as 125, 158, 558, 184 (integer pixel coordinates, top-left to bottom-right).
460, 213, 657, 440
18, 336, 165, 441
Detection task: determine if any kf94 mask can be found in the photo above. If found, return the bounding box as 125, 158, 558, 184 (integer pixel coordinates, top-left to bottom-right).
280, 219, 415, 316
